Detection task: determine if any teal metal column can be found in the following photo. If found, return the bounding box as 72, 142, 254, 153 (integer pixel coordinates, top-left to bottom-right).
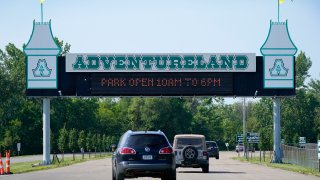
43, 98, 51, 165
272, 97, 282, 163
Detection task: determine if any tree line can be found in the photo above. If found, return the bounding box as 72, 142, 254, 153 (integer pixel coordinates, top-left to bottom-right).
0, 40, 319, 155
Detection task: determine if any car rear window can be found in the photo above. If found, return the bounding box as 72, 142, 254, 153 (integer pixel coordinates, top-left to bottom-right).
175, 138, 203, 149
126, 134, 168, 147
206, 142, 217, 148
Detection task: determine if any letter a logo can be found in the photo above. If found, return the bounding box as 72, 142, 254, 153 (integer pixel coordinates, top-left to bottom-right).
33, 59, 52, 77
269, 59, 288, 77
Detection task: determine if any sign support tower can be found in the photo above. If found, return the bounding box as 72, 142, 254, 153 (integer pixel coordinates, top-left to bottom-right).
260, 1, 297, 163
24, 0, 61, 165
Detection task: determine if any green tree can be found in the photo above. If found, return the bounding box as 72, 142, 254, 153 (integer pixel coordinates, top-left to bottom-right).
68, 128, 77, 160
96, 134, 101, 156
50, 129, 55, 153
1, 119, 22, 155
252, 98, 273, 150
97, 99, 122, 137
314, 108, 320, 138
2, 130, 14, 151
92, 134, 97, 157
0, 44, 28, 153
141, 98, 192, 141
86, 132, 93, 158
128, 98, 144, 130
54, 37, 71, 56
102, 134, 107, 153
282, 90, 319, 144
295, 51, 312, 87
219, 102, 242, 149
78, 130, 86, 159
57, 125, 68, 161
78, 131, 86, 149
106, 136, 112, 151
309, 79, 320, 96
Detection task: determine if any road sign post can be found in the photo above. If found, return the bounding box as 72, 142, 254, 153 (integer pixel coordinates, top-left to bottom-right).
17, 143, 21, 156
299, 137, 306, 148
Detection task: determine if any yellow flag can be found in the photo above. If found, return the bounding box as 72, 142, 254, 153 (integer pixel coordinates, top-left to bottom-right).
279, 0, 285, 4
40, 0, 45, 4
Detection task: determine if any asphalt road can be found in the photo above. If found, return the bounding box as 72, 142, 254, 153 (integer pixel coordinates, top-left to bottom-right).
1, 152, 318, 180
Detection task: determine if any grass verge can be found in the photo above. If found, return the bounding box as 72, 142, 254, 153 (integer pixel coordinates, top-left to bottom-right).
10, 153, 112, 174
233, 155, 320, 177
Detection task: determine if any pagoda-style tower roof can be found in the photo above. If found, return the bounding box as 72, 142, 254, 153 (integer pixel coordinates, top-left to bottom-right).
260, 20, 297, 56
24, 20, 61, 56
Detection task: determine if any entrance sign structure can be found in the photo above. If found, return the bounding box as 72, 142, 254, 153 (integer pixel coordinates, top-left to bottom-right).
260, 20, 297, 163
23, 4, 61, 165
26, 56, 295, 97
23, 2, 297, 165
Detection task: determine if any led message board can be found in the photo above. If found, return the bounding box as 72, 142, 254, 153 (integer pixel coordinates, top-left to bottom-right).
91, 73, 233, 96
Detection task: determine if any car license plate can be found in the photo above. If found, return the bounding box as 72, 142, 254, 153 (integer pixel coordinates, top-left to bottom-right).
142, 155, 153, 160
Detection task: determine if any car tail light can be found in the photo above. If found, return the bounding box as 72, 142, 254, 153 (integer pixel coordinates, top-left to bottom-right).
159, 147, 173, 154
119, 147, 136, 155
203, 151, 208, 156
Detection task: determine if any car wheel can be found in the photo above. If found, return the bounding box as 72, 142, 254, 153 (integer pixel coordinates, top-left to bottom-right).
112, 166, 116, 180
161, 169, 176, 180
182, 146, 198, 162
115, 164, 124, 180
202, 164, 209, 173
216, 155, 219, 160
116, 172, 124, 180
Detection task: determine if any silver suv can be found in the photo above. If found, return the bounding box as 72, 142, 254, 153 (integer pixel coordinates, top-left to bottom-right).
173, 134, 209, 173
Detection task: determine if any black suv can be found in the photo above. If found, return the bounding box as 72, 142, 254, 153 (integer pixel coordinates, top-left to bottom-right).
206, 141, 219, 159
112, 130, 176, 180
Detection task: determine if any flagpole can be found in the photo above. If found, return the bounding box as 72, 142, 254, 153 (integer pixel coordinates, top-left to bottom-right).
277, 0, 280, 22
41, 2, 44, 23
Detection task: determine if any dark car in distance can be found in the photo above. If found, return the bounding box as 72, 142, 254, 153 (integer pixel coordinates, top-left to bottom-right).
112, 130, 176, 180
206, 141, 219, 159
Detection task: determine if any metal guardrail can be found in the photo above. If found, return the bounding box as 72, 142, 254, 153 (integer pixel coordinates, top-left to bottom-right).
281, 144, 318, 170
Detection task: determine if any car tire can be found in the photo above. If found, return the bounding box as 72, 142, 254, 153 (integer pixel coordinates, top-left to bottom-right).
116, 172, 124, 180
161, 169, 176, 180
115, 165, 124, 180
112, 167, 116, 180
202, 164, 209, 173
216, 155, 219, 160
182, 146, 198, 162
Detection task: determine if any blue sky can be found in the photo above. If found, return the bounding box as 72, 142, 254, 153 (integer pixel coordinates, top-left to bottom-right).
0, 0, 319, 103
